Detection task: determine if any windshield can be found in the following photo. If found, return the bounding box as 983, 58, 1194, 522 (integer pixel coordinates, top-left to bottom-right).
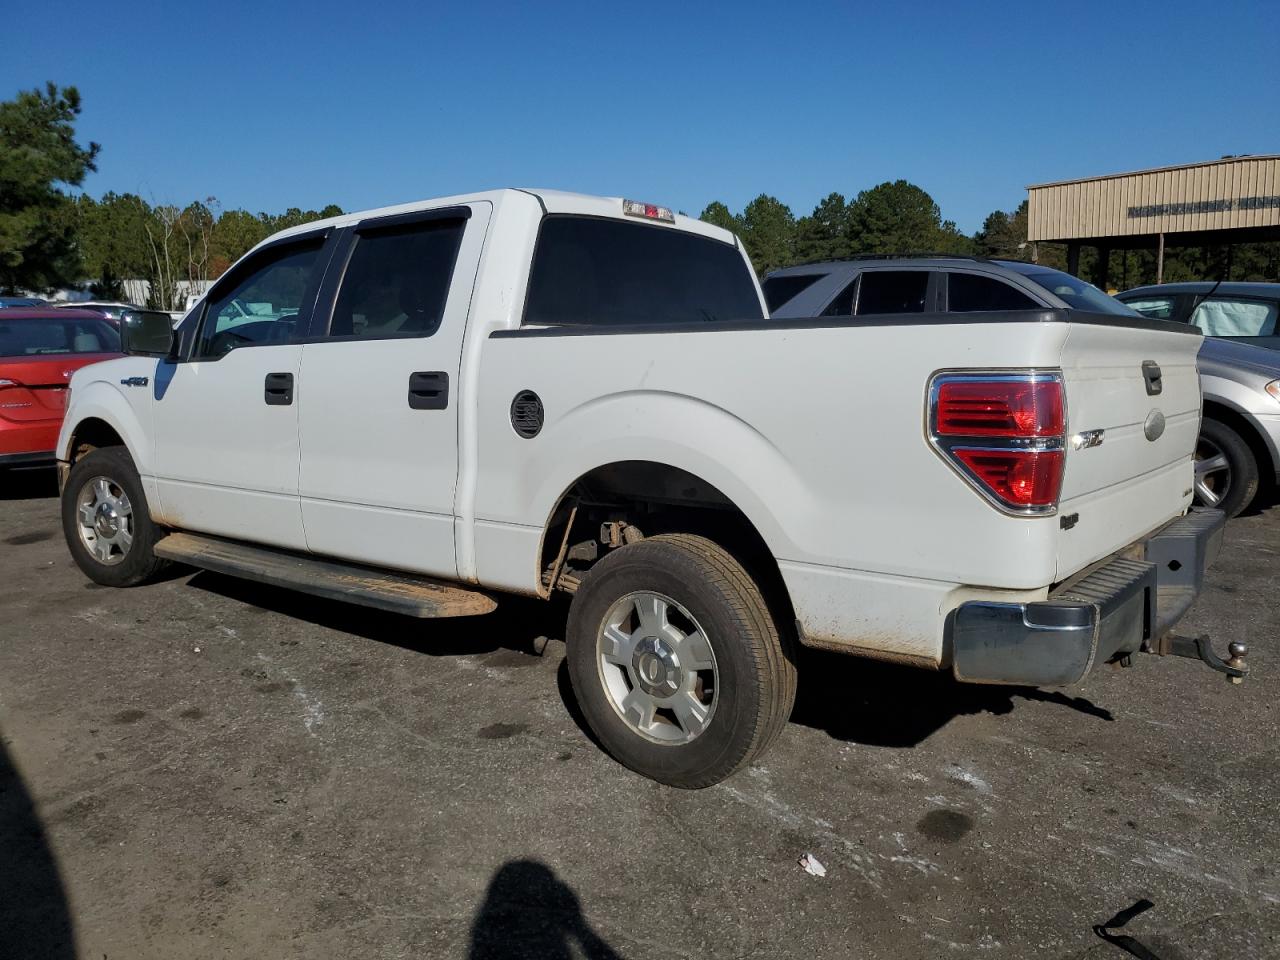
0, 317, 121, 358
525, 216, 763, 326
1019, 268, 1140, 316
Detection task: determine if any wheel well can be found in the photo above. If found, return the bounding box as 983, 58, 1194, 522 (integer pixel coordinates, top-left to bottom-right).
1202, 401, 1276, 489
69, 418, 125, 461
539, 460, 793, 617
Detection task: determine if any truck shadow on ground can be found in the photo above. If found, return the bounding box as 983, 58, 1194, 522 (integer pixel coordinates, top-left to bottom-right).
188, 569, 1114, 753
468, 859, 623, 960
0, 733, 76, 960
186, 570, 570, 661
788, 647, 1114, 748
0, 466, 58, 501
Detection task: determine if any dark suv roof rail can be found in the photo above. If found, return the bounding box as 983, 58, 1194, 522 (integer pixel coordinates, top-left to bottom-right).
846, 252, 987, 262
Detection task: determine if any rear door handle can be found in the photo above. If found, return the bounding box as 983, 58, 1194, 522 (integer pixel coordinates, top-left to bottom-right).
408, 371, 449, 410
1141, 361, 1162, 396
264, 372, 294, 405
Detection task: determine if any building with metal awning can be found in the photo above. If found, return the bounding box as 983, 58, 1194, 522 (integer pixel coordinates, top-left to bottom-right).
1027, 155, 1280, 286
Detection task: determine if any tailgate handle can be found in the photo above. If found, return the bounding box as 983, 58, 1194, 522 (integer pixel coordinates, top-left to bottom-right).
408, 371, 449, 410
1141, 361, 1162, 396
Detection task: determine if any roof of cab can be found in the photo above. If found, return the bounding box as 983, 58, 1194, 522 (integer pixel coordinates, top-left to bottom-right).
265, 188, 739, 250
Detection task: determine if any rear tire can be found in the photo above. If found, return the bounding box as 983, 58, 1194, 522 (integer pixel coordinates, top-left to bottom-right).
61, 447, 169, 587
566, 533, 796, 788
1196, 419, 1258, 518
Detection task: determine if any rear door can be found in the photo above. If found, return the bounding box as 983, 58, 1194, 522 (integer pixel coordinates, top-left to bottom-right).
296, 203, 490, 577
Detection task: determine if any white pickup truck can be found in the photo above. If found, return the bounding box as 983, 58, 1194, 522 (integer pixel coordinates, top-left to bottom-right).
55, 189, 1243, 788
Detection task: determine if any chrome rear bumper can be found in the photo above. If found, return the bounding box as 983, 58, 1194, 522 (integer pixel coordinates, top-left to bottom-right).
950, 509, 1226, 686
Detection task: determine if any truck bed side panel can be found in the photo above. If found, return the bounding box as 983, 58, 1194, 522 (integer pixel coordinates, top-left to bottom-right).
474, 321, 1069, 592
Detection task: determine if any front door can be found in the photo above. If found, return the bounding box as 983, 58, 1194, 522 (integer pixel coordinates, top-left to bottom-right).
296, 203, 489, 578
151, 233, 332, 550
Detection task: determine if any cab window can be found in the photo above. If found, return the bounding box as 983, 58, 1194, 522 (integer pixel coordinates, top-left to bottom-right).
524, 216, 762, 326
326, 217, 466, 340
195, 240, 324, 358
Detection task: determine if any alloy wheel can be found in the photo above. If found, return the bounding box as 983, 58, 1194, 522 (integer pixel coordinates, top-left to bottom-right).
596, 591, 719, 745
1193, 437, 1231, 508
75, 476, 134, 565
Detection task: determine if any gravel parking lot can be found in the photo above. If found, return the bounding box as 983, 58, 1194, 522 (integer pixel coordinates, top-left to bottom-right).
2, 468, 1278, 960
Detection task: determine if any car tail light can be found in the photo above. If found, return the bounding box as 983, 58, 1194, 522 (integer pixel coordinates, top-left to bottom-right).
928, 372, 1066, 514
935, 379, 1064, 437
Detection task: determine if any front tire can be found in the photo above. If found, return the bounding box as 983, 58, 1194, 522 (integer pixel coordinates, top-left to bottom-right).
566, 533, 796, 788
1195, 419, 1259, 518
61, 447, 169, 587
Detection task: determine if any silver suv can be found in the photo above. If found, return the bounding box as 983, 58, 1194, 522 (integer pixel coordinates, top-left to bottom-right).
1119, 283, 1280, 516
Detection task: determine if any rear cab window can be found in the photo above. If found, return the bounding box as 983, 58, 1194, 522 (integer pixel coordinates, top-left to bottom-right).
523, 217, 762, 326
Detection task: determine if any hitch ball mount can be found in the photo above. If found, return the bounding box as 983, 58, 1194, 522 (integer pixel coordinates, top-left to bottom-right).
1145, 635, 1249, 684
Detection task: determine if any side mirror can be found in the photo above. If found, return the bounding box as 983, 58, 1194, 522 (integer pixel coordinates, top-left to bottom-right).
121, 310, 176, 358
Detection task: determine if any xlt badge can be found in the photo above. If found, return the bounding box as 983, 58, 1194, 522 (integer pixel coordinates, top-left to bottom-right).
1072, 429, 1104, 450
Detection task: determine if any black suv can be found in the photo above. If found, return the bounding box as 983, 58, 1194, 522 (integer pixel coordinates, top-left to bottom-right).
762, 256, 1138, 319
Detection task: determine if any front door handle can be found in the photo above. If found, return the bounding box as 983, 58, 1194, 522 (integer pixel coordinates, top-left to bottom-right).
265, 372, 294, 405
408, 371, 449, 410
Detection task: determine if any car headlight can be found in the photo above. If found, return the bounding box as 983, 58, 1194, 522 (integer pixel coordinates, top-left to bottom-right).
1267, 380, 1280, 402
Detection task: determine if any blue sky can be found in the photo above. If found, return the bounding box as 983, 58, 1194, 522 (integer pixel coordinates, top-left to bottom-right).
5, 0, 1276, 233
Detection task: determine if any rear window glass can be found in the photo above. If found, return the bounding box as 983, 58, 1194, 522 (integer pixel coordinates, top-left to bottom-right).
855, 271, 929, 315
1023, 269, 1139, 316
761, 273, 823, 312
0, 318, 120, 357
947, 273, 1039, 312
524, 217, 763, 326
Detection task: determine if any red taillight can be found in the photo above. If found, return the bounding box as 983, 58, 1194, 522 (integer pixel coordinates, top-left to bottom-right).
952, 449, 1064, 507
935, 379, 1064, 437
929, 372, 1066, 514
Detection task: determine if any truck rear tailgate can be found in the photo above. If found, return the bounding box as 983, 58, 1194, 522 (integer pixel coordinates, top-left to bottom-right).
1056, 318, 1203, 580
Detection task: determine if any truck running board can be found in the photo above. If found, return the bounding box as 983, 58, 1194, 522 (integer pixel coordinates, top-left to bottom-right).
154, 532, 497, 619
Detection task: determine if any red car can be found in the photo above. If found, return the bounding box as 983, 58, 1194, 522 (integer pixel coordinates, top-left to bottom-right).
0, 309, 123, 468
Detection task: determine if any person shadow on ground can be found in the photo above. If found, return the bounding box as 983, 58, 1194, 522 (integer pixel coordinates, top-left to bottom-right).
467, 859, 623, 960
0, 733, 75, 960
